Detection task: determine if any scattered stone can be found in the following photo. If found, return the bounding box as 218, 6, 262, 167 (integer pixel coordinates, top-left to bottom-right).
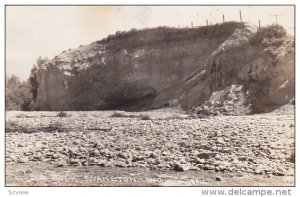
52, 154, 59, 159
197, 152, 217, 160
73, 140, 81, 145
145, 151, 156, 158
267, 174, 273, 178
116, 161, 126, 168
117, 152, 127, 159
101, 148, 111, 156
18, 158, 28, 163
290, 151, 295, 163
56, 161, 66, 167
97, 160, 107, 167
69, 159, 81, 165
254, 169, 262, 175
92, 149, 100, 156
237, 156, 247, 161
33, 153, 43, 160
17, 143, 24, 147
214, 154, 222, 160
215, 177, 222, 181
202, 165, 210, 170
274, 171, 285, 176
173, 163, 190, 172
274, 168, 286, 176
216, 137, 226, 145
196, 158, 207, 164
132, 156, 144, 162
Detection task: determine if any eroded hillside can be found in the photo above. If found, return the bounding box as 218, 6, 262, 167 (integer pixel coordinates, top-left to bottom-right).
30, 22, 294, 113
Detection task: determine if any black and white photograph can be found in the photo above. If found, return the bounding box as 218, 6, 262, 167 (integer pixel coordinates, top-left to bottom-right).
4, 4, 295, 189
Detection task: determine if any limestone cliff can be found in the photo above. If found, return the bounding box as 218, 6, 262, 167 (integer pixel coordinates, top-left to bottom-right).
31, 22, 294, 113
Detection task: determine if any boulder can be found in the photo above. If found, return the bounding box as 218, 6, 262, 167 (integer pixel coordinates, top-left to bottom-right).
197, 152, 218, 160
173, 163, 191, 172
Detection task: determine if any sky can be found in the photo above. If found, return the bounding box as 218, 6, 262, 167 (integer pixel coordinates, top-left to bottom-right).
6, 6, 294, 80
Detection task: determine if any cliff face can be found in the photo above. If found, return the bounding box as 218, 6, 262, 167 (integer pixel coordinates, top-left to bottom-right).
32, 22, 294, 113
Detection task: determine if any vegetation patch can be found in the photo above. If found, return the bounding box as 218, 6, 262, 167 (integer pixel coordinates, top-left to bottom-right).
57, 111, 68, 117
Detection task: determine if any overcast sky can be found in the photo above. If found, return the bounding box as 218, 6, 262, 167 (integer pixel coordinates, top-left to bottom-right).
6, 6, 294, 80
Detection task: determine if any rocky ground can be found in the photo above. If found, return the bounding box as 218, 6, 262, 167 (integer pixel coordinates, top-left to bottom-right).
5, 106, 295, 186
193, 84, 250, 116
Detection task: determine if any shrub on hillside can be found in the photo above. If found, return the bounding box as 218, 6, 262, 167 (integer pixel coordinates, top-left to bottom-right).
250, 25, 287, 45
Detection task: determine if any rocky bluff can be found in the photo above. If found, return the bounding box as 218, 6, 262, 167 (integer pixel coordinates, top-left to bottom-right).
32, 22, 294, 113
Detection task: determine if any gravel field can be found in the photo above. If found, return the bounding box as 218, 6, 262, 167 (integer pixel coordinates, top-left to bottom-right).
5, 106, 295, 186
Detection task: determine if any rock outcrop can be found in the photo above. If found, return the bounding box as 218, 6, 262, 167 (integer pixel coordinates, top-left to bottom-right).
31, 22, 294, 113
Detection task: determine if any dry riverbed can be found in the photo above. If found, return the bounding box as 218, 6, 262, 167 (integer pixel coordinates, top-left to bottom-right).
5, 106, 295, 186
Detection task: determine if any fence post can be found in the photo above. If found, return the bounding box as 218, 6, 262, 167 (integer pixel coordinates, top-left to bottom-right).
239, 10, 242, 22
